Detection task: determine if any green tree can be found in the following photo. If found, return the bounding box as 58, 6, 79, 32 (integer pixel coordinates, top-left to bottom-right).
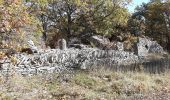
129, 0, 170, 52
29, 0, 131, 47
78, 0, 131, 36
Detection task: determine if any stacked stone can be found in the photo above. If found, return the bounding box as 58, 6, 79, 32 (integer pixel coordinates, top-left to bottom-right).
0, 48, 139, 76
0, 37, 165, 76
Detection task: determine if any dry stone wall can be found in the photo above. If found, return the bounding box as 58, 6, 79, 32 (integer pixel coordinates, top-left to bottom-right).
0, 48, 139, 76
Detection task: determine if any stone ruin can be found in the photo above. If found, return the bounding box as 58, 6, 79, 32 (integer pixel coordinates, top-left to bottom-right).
0, 36, 166, 76
0, 48, 139, 76
135, 38, 164, 56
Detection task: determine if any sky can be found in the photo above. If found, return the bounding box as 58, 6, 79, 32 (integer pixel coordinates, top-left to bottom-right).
127, 0, 150, 13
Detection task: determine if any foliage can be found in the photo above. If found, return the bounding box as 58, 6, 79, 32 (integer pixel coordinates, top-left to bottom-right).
28, 0, 131, 47
0, 0, 42, 50
129, 0, 170, 52
0, 0, 132, 53
128, 13, 146, 36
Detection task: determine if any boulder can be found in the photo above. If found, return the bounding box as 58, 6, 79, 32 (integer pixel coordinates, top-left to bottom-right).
89, 35, 115, 50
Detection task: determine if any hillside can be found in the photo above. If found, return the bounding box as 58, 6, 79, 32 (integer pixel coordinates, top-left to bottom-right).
0, 0, 170, 100
0, 69, 170, 100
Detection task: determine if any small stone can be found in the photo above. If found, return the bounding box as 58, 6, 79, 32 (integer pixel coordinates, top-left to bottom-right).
116, 42, 124, 51
28, 40, 38, 53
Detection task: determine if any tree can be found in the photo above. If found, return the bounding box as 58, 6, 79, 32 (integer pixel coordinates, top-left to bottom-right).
0, 0, 42, 49
29, 0, 131, 47
128, 4, 146, 36
25, 0, 49, 41
77, 0, 131, 37
129, 0, 170, 52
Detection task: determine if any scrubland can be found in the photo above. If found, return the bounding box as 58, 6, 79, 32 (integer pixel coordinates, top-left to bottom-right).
0, 68, 170, 100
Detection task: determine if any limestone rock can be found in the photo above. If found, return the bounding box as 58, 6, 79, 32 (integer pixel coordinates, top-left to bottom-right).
58, 39, 67, 50
136, 38, 149, 56
116, 42, 124, 51
148, 41, 164, 54
28, 40, 38, 53
135, 38, 164, 56
89, 35, 115, 50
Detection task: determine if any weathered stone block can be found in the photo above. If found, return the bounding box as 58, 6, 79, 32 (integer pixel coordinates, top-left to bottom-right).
58, 39, 67, 50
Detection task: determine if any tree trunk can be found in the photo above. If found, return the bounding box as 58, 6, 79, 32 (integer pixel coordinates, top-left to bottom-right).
163, 12, 170, 52
40, 14, 48, 41
67, 11, 72, 37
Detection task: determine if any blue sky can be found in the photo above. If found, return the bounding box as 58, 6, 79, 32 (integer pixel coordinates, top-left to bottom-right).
127, 0, 150, 13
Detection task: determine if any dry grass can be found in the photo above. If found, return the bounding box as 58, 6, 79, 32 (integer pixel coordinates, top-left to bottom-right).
0, 69, 170, 100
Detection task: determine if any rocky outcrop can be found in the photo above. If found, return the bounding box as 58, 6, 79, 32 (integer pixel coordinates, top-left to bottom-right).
135, 38, 164, 56
0, 48, 138, 76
